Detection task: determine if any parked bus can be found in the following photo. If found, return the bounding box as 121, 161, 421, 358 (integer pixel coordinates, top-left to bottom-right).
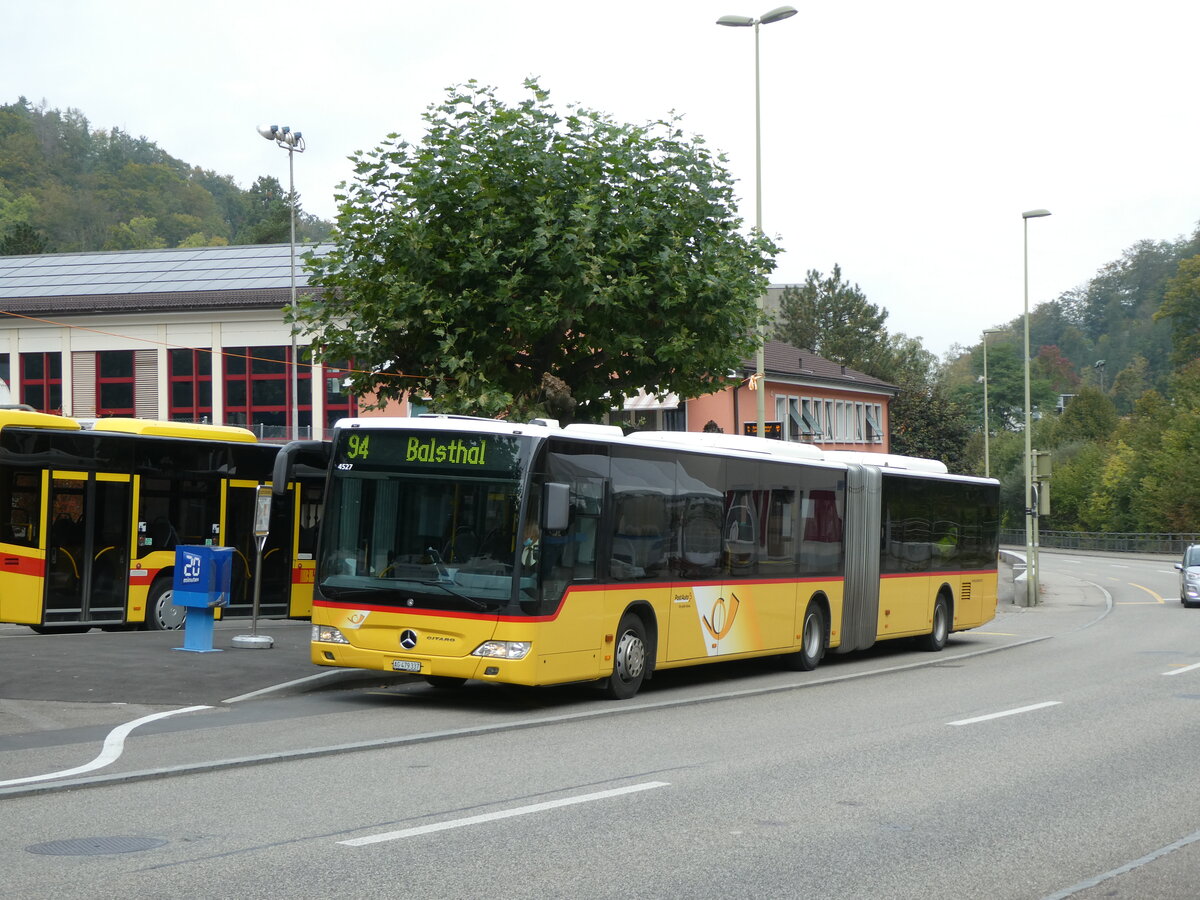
0, 410, 325, 632
281, 415, 999, 699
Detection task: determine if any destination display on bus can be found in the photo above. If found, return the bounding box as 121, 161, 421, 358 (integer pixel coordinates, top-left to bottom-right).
335, 429, 524, 477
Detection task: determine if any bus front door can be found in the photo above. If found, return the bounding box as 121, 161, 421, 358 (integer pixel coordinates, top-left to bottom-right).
224, 482, 290, 619
45, 473, 131, 627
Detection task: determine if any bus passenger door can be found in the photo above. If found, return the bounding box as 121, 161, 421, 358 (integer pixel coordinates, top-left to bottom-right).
224, 481, 290, 618
90, 474, 132, 623
45, 473, 131, 626
44, 474, 86, 625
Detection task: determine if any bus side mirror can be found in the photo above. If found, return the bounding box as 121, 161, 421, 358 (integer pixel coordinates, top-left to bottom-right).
545, 482, 570, 532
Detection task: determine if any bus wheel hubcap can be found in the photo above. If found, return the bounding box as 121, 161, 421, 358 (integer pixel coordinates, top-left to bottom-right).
615, 631, 645, 683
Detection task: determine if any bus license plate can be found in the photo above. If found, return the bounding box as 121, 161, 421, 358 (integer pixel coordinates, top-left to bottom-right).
392, 659, 421, 673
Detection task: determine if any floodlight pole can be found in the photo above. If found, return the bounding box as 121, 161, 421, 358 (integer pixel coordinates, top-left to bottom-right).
1022, 208, 1051, 606
256, 124, 306, 441
717, 6, 797, 438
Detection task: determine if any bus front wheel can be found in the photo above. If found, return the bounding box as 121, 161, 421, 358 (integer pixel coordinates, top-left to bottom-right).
604, 613, 647, 700
146, 579, 185, 631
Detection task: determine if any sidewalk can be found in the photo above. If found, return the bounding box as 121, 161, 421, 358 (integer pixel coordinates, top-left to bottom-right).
0, 617, 405, 709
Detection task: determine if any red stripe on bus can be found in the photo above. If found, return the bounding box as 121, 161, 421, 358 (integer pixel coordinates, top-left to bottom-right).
312, 575, 856, 624
0, 553, 44, 577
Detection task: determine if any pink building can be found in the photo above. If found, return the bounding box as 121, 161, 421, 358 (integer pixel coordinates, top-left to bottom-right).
612, 340, 898, 453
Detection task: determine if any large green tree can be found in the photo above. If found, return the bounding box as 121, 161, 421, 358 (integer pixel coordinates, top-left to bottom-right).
300, 80, 777, 421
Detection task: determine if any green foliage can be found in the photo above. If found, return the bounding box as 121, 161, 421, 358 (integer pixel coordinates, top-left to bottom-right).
0, 221, 49, 254
0, 98, 330, 255
1156, 255, 1200, 369
1054, 387, 1118, 445
888, 382, 972, 471
301, 79, 777, 422
775, 265, 888, 371
1040, 441, 1104, 530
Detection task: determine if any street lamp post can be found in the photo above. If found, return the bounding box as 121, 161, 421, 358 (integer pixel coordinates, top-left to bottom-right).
717, 6, 796, 438
256, 124, 306, 441
1022, 208, 1051, 607
981, 328, 1005, 478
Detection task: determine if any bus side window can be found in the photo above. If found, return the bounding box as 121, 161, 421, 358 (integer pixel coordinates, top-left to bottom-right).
2, 469, 39, 547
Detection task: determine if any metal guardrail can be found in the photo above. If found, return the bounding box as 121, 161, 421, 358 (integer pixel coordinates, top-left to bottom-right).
999, 530, 1198, 555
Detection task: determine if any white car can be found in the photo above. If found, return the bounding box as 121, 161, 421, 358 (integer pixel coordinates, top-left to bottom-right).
1175, 545, 1200, 607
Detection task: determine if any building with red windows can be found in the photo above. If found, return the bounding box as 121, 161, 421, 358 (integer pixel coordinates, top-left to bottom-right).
0, 243, 355, 439
0, 244, 897, 451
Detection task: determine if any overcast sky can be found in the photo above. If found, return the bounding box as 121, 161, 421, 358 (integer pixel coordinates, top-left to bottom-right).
5, 0, 1199, 359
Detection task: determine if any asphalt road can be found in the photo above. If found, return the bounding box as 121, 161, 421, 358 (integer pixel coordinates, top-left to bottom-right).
2, 551, 1199, 898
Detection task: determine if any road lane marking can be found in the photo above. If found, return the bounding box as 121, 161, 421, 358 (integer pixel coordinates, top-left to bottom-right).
947, 701, 1061, 727
0, 705, 211, 787
339, 781, 670, 846
222, 670, 345, 703
1163, 661, 1200, 677
1114, 583, 1164, 605
1044, 826, 1200, 899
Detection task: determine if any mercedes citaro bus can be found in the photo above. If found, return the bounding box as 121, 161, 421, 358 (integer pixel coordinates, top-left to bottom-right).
275, 415, 999, 699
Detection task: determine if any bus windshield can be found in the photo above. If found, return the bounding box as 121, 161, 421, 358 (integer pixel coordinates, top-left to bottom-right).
317, 429, 534, 612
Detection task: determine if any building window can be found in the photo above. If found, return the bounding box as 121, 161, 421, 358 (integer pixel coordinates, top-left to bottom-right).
169, 348, 213, 422
21, 352, 62, 414
97, 350, 135, 416
866, 404, 883, 443
322, 359, 357, 428
224, 345, 311, 432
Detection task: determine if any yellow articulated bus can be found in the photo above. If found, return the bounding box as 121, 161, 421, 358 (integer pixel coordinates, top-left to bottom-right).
281, 415, 999, 699
0, 410, 324, 633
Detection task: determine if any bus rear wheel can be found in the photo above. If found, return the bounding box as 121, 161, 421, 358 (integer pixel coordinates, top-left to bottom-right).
918, 594, 950, 652
783, 601, 825, 671
604, 613, 647, 700
146, 579, 185, 631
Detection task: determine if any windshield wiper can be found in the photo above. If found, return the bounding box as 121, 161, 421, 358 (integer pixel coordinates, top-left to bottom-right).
320, 585, 403, 602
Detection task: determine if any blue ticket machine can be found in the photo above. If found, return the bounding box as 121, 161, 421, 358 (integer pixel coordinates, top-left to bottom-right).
171, 545, 233, 653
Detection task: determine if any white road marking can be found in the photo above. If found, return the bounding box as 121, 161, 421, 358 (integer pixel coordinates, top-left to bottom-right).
222, 669, 344, 703
1044, 827, 1200, 898
339, 781, 671, 846
1163, 661, 1200, 677
947, 701, 1061, 727
0, 705, 211, 787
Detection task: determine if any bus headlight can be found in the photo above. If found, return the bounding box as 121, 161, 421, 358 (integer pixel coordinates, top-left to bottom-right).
312, 624, 350, 644
472, 640, 531, 660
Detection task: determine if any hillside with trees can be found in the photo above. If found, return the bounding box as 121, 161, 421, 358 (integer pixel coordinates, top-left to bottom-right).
0, 97, 330, 255
775, 219, 1200, 534
939, 225, 1200, 533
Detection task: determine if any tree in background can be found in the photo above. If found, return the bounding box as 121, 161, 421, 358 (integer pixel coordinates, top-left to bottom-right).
1155, 255, 1200, 369
1054, 387, 1118, 445
301, 79, 777, 422
776, 265, 888, 370
774, 264, 973, 468
0, 221, 49, 254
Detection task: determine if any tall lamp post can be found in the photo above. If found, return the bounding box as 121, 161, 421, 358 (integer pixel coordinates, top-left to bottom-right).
1022, 208, 1051, 607
717, 5, 796, 438
257, 124, 306, 441
981, 328, 1006, 478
